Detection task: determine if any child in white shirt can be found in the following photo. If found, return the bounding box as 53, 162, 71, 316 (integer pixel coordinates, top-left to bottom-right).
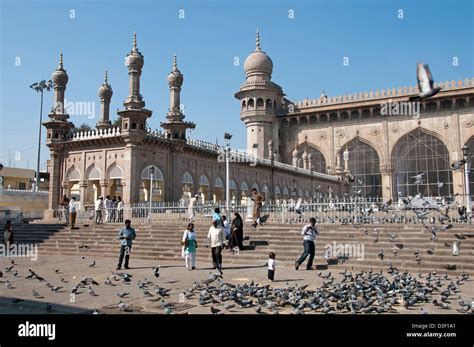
268, 252, 276, 281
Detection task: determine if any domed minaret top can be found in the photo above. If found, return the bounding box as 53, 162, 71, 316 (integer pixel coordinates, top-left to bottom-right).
52, 51, 68, 86
125, 32, 144, 70
98, 70, 113, 99
243, 28, 273, 82
167, 54, 183, 88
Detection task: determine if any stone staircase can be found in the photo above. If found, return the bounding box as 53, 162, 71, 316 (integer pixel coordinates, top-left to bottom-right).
10, 222, 474, 274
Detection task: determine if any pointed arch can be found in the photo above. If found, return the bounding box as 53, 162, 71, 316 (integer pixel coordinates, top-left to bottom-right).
141, 165, 164, 181
297, 142, 328, 173
85, 164, 102, 181
342, 136, 382, 198
391, 127, 453, 197
65, 165, 81, 181
106, 162, 123, 179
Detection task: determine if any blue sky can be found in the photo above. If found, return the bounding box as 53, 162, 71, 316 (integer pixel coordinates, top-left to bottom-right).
0, 0, 473, 170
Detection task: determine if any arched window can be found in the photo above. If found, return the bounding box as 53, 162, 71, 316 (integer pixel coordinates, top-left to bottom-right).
252, 182, 259, 191
274, 185, 281, 195
240, 181, 249, 191
392, 129, 452, 197
199, 175, 209, 186
131, 123, 137, 129
361, 109, 371, 118
140, 166, 165, 202
182, 172, 194, 185
455, 98, 466, 109
242, 100, 247, 109
425, 102, 437, 112
256, 98, 264, 109
229, 179, 237, 190
290, 118, 298, 126
310, 115, 317, 124
341, 112, 349, 121
441, 100, 452, 110
281, 119, 289, 127
298, 144, 327, 174
88, 167, 101, 180
283, 186, 289, 196
329, 113, 338, 122
266, 99, 272, 109
319, 114, 328, 122
248, 99, 255, 109
300, 117, 308, 125
345, 137, 382, 198
141, 166, 164, 181
351, 110, 359, 119
214, 177, 224, 188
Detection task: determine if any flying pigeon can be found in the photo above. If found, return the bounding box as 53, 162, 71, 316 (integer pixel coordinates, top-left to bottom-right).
408, 63, 442, 101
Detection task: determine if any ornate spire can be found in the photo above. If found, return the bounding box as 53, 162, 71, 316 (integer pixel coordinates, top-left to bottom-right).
132, 32, 138, 53
58, 50, 64, 70
256, 28, 261, 52
173, 54, 178, 71
104, 70, 109, 85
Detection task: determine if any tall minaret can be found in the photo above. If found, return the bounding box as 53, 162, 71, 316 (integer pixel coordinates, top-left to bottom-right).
51, 51, 68, 116
118, 33, 152, 141
161, 54, 195, 141
124, 32, 145, 110
235, 29, 283, 160
96, 70, 113, 129
43, 51, 74, 219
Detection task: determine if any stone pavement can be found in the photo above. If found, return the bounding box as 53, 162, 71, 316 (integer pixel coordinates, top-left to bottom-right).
0, 254, 473, 314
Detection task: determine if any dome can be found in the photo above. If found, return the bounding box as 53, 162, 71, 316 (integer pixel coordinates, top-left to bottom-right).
167, 55, 183, 88
125, 33, 144, 70
51, 52, 68, 85
243, 29, 273, 78
98, 71, 113, 99
292, 147, 299, 158
244, 50, 273, 76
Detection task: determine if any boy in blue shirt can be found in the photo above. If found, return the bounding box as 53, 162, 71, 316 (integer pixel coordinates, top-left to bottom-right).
117, 219, 136, 270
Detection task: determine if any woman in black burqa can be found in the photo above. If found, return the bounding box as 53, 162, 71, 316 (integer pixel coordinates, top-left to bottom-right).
230, 212, 244, 251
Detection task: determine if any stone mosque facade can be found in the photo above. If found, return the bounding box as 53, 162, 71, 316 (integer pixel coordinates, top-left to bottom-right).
235, 31, 474, 203
43, 33, 348, 218
42, 31, 474, 217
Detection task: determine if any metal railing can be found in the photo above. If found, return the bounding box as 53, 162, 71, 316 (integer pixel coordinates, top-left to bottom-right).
52, 196, 470, 226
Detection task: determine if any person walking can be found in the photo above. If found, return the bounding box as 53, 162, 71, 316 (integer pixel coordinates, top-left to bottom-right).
181, 222, 197, 270
250, 188, 264, 228
295, 217, 319, 270
95, 197, 104, 224
117, 196, 124, 223
69, 197, 78, 230
207, 220, 225, 274
117, 219, 136, 270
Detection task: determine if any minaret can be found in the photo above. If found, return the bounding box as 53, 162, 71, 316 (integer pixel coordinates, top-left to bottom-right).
51, 51, 68, 116
124, 32, 145, 110
96, 70, 113, 129
117, 33, 152, 142
42, 51, 74, 219
235, 29, 283, 160
161, 54, 195, 141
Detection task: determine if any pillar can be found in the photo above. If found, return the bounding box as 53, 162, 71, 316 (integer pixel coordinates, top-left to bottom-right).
44, 150, 61, 219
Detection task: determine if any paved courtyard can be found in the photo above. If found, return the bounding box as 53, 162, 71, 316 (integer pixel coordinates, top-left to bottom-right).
0, 254, 472, 315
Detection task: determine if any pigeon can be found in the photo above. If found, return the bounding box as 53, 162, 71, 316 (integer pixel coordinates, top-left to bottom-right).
224, 303, 235, 310
32, 289, 42, 298
117, 292, 129, 298
51, 286, 63, 292
54, 269, 61, 274
88, 286, 98, 296
210, 306, 220, 314
60, 277, 68, 283
5, 265, 14, 273
104, 278, 116, 286
89, 261, 96, 268
0, 271, 2, 278
118, 301, 129, 311
5, 281, 13, 289
377, 250, 384, 260
153, 267, 160, 278
12, 298, 24, 304
408, 63, 442, 101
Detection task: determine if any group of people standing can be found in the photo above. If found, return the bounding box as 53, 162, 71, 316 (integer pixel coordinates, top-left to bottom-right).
94, 196, 124, 224
59, 195, 78, 230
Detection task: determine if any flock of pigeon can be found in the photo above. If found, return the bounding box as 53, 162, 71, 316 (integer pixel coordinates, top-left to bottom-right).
188, 266, 473, 315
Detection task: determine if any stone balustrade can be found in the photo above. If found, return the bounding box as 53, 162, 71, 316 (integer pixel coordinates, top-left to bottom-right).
69, 127, 121, 141
292, 78, 474, 109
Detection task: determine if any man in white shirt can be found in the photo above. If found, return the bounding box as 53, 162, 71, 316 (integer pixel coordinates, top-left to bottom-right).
116, 196, 124, 223
95, 197, 104, 224
222, 215, 231, 240
69, 197, 78, 230
295, 217, 319, 270
207, 220, 225, 274
105, 195, 112, 223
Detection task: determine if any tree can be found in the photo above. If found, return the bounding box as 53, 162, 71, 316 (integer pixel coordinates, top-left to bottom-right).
74, 123, 92, 132
112, 116, 122, 128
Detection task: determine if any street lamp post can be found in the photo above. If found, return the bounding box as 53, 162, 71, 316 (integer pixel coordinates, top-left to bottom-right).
30, 80, 52, 192
224, 133, 232, 218
462, 145, 471, 221
149, 166, 155, 218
